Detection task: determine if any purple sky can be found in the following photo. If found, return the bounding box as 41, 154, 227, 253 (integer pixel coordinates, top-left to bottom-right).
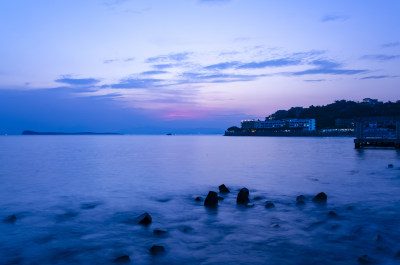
0, 0, 399, 134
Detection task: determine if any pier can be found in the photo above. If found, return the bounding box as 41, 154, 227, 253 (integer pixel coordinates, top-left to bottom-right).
354, 118, 400, 149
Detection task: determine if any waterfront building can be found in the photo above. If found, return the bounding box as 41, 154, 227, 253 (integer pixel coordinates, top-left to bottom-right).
241, 118, 316, 131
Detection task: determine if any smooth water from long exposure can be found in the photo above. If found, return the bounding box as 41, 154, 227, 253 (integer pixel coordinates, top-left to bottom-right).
1, 135, 400, 264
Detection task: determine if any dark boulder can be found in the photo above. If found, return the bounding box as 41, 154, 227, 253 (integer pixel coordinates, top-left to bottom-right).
137, 212, 152, 225
237, 188, 250, 204
296, 200, 306, 206
219, 184, 230, 193
3, 214, 17, 224
328, 211, 338, 218
113, 255, 131, 263
265, 201, 275, 208
296, 195, 307, 202
217, 196, 224, 201
388, 164, 394, 168
204, 191, 218, 207
357, 254, 372, 264
149, 245, 165, 255
194, 197, 203, 202
312, 192, 327, 203
153, 229, 167, 235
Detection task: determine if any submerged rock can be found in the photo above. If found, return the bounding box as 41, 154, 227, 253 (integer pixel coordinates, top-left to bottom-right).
253, 196, 263, 201
296, 195, 307, 202
296, 200, 306, 206
80, 202, 100, 210
357, 254, 372, 264
312, 192, 327, 203
194, 196, 203, 202
265, 201, 275, 208
3, 214, 17, 224
328, 211, 338, 218
219, 184, 230, 193
149, 245, 165, 255
113, 255, 131, 263
153, 229, 167, 235
137, 212, 152, 225
237, 188, 250, 204
217, 196, 224, 201
388, 164, 394, 168
204, 191, 218, 207
395, 250, 400, 258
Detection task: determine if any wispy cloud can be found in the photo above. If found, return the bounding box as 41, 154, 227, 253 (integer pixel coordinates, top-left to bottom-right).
237, 58, 301, 69
104, 59, 117, 64
108, 78, 162, 89
141, 70, 168, 75
180, 72, 262, 84
146, 52, 191, 63
152, 64, 176, 70
304, 79, 325, 82
380, 42, 400, 48
204, 61, 241, 70
199, 0, 231, 3
361, 54, 400, 61
289, 59, 366, 76
55, 77, 100, 86
360, 75, 398, 80
321, 14, 349, 22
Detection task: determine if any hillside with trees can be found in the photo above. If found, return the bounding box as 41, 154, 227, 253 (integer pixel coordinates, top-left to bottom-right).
270, 99, 400, 130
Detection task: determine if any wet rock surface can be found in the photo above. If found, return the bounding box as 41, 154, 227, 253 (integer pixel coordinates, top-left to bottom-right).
265, 201, 275, 208
113, 255, 131, 263
236, 188, 250, 204
204, 191, 218, 207
149, 245, 165, 255
219, 184, 230, 193
312, 192, 327, 203
137, 212, 152, 225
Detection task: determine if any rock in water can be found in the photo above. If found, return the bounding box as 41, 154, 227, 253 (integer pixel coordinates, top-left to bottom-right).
204, 191, 218, 207
194, 196, 203, 202
312, 192, 327, 202
137, 212, 152, 225
149, 245, 165, 255
3, 214, 17, 224
113, 255, 131, 263
153, 229, 167, 235
388, 164, 394, 168
219, 184, 230, 193
296, 195, 307, 202
217, 196, 224, 201
328, 211, 338, 218
265, 201, 275, 208
237, 188, 250, 204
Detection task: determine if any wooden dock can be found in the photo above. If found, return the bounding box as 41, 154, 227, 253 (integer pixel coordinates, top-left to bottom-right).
354, 119, 400, 149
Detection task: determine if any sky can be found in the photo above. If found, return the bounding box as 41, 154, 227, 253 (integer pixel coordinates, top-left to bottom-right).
0, 0, 399, 134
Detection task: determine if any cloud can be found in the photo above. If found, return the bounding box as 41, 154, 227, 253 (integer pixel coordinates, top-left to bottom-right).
361, 54, 400, 61
146, 52, 191, 63
321, 14, 349, 22
360, 75, 398, 80
124, 57, 134, 62
289, 59, 366, 76
55, 77, 100, 86
141, 70, 168, 75
109, 78, 162, 89
204, 61, 241, 70
152, 64, 176, 69
104, 59, 117, 64
180, 72, 261, 83
304, 79, 325, 82
380, 42, 400, 48
237, 58, 301, 69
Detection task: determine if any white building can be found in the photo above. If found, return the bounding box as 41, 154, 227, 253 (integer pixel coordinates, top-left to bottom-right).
241, 118, 316, 131
287, 119, 316, 131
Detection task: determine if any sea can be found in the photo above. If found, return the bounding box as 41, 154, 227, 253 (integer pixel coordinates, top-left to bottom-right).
0, 135, 400, 265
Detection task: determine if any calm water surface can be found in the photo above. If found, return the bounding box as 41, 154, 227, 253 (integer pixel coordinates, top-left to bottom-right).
1, 135, 400, 264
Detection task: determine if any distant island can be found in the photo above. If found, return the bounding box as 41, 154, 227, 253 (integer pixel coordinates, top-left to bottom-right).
225, 98, 400, 136
22, 131, 122, 135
